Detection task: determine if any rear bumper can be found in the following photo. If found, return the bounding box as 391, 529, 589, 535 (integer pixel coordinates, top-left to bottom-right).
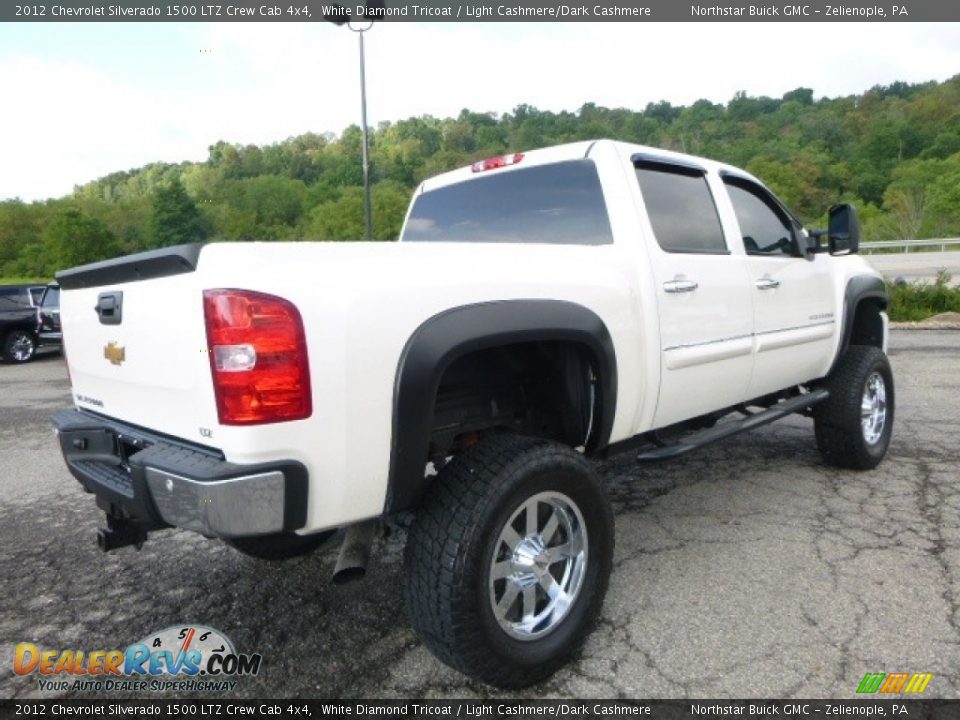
52, 408, 308, 538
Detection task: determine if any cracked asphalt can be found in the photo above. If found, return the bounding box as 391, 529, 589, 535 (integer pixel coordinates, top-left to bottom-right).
1, 330, 957, 700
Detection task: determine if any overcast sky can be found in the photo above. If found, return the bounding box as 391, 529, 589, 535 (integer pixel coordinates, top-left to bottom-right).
1, 21, 959, 201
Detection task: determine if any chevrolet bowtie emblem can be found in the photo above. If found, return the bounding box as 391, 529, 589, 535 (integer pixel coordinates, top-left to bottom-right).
104, 342, 126, 366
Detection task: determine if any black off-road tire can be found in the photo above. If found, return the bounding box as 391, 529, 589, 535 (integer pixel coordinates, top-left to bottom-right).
404, 435, 614, 688
3, 330, 36, 363
226, 530, 334, 560
814, 345, 894, 470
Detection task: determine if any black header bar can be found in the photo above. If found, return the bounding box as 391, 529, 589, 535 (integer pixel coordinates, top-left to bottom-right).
1, 699, 958, 720
1, 1, 952, 23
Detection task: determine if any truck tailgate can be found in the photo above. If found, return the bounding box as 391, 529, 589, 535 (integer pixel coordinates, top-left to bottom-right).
57, 247, 216, 442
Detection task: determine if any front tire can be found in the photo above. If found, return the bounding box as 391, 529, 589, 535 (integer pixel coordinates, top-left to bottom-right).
3, 330, 36, 363
404, 435, 614, 688
814, 345, 894, 469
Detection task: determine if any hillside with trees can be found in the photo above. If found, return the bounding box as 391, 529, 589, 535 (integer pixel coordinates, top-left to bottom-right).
2, 74, 959, 278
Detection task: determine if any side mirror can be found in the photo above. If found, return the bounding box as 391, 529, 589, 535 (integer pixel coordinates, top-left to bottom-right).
827, 203, 861, 255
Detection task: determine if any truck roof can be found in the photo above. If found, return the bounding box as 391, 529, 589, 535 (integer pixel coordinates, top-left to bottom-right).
417, 138, 764, 194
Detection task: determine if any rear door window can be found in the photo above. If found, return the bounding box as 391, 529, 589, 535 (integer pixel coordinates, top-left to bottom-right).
635, 163, 727, 254
403, 159, 613, 245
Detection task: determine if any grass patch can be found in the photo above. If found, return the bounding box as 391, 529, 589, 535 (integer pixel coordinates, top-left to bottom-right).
887, 271, 960, 321
0, 277, 51, 285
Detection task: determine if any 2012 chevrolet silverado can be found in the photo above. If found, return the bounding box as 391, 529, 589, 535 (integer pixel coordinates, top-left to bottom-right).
51, 139, 893, 687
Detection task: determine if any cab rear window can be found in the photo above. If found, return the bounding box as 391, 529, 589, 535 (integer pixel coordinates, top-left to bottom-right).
0, 287, 30, 307
402, 159, 613, 245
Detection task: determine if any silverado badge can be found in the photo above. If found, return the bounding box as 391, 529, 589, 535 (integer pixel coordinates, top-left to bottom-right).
103, 342, 126, 366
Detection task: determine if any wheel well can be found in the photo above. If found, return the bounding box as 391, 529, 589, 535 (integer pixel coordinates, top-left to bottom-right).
849, 298, 885, 349
385, 299, 617, 514
429, 341, 600, 461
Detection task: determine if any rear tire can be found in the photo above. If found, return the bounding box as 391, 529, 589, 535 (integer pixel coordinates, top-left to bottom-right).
814, 345, 894, 470
404, 435, 614, 688
226, 530, 334, 560
3, 330, 36, 363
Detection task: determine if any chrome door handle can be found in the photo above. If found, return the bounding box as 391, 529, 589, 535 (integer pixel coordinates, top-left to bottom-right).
755, 278, 781, 290
663, 280, 699, 294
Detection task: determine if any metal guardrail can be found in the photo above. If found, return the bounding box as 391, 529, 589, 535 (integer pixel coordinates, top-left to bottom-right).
860, 238, 960, 253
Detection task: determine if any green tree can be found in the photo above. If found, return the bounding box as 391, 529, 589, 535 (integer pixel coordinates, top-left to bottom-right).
305, 188, 364, 240
42, 207, 119, 274
883, 153, 960, 238
6, 74, 960, 259
0, 200, 42, 275
150, 179, 207, 247
305, 181, 411, 241
219, 175, 307, 240
926, 153, 960, 234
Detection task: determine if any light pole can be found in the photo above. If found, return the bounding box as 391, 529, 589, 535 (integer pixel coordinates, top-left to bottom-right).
349, 20, 374, 241
326, 4, 380, 242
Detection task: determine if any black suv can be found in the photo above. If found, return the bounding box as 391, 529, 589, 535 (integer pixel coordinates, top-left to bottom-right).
0, 284, 44, 363
0, 283, 59, 363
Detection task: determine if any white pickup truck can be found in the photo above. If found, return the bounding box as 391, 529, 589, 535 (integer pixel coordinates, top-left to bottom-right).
52, 139, 893, 688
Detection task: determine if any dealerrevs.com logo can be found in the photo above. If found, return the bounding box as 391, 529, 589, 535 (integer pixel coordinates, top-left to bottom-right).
14, 625, 262, 693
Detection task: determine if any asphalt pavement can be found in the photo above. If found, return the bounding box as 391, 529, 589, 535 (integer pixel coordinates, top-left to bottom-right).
1, 330, 958, 700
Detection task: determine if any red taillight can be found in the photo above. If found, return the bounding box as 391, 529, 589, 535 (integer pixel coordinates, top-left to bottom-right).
203, 289, 312, 425
471, 152, 524, 173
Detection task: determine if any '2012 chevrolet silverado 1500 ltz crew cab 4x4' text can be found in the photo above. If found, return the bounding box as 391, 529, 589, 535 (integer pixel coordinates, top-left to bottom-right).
51, 139, 893, 687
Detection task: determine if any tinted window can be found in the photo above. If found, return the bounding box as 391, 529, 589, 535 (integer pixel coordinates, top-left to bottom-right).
0, 287, 29, 307
42, 287, 60, 308
725, 181, 799, 257
403, 159, 613, 245
636, 166, 726, 253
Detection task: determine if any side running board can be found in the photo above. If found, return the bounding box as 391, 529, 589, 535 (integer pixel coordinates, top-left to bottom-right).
636, 388, 830, 462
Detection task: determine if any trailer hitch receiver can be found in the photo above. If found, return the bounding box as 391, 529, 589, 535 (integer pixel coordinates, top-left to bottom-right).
97, 513, 148, 552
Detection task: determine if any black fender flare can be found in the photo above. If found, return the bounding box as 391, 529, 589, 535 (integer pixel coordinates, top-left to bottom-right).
384, 299, 617, 514
829, 274, 888, 375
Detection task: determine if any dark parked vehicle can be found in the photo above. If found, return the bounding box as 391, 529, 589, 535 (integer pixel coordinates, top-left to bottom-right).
0, 284, 45, 363
0, 284, 44, 308
37, 283, 62, 350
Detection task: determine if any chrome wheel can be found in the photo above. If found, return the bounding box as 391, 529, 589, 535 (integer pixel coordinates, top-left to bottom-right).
406, 436, 614, 687
861, 371, 887, 445
8, 332, 35, 362
488, 491, 587, 641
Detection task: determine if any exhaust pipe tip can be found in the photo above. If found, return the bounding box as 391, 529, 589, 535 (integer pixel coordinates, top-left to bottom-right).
332, 519, 379, 585
332, 566, 367, 585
